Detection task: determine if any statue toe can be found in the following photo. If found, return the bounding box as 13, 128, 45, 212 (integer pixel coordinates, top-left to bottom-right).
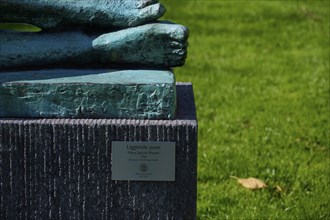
130, 3, 165, 26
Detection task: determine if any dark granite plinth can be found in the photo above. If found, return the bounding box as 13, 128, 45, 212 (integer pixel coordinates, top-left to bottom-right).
0, 83, 197, 220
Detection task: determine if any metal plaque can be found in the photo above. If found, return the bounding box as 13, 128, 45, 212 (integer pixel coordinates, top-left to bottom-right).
111, 141, 176, 181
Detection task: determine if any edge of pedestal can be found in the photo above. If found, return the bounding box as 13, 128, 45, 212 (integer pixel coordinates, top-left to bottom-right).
0, 82, 197, 126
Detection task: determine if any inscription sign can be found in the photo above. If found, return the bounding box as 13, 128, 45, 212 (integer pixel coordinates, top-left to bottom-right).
111, 141, 176, 181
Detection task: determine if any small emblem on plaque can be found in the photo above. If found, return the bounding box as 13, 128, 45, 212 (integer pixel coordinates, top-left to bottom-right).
139, 163, 148, 172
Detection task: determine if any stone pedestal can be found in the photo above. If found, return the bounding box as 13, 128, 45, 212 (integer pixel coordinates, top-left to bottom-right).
0, 83, 197, 220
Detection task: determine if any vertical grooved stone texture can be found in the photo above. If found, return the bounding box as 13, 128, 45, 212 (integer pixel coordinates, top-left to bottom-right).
0, 83, 197, 220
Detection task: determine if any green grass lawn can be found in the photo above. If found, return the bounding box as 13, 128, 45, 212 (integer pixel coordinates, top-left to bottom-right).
162, 0, 329, 219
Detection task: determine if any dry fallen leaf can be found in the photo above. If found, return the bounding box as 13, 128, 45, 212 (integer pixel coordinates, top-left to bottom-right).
231, 176, 267, 190
275, 185, 282, 192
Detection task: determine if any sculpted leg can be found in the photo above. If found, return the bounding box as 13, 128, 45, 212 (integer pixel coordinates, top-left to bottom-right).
0, 31, 95, 70
0, 0, 165, 29
0, 23, 188, 69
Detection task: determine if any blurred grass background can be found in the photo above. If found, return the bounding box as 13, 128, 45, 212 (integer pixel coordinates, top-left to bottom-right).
162, 0, 329, 219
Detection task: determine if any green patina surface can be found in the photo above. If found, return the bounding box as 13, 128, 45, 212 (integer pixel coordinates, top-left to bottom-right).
0, 23, 189, 69
0, 69, 176, 119
0, 0, 165, 29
